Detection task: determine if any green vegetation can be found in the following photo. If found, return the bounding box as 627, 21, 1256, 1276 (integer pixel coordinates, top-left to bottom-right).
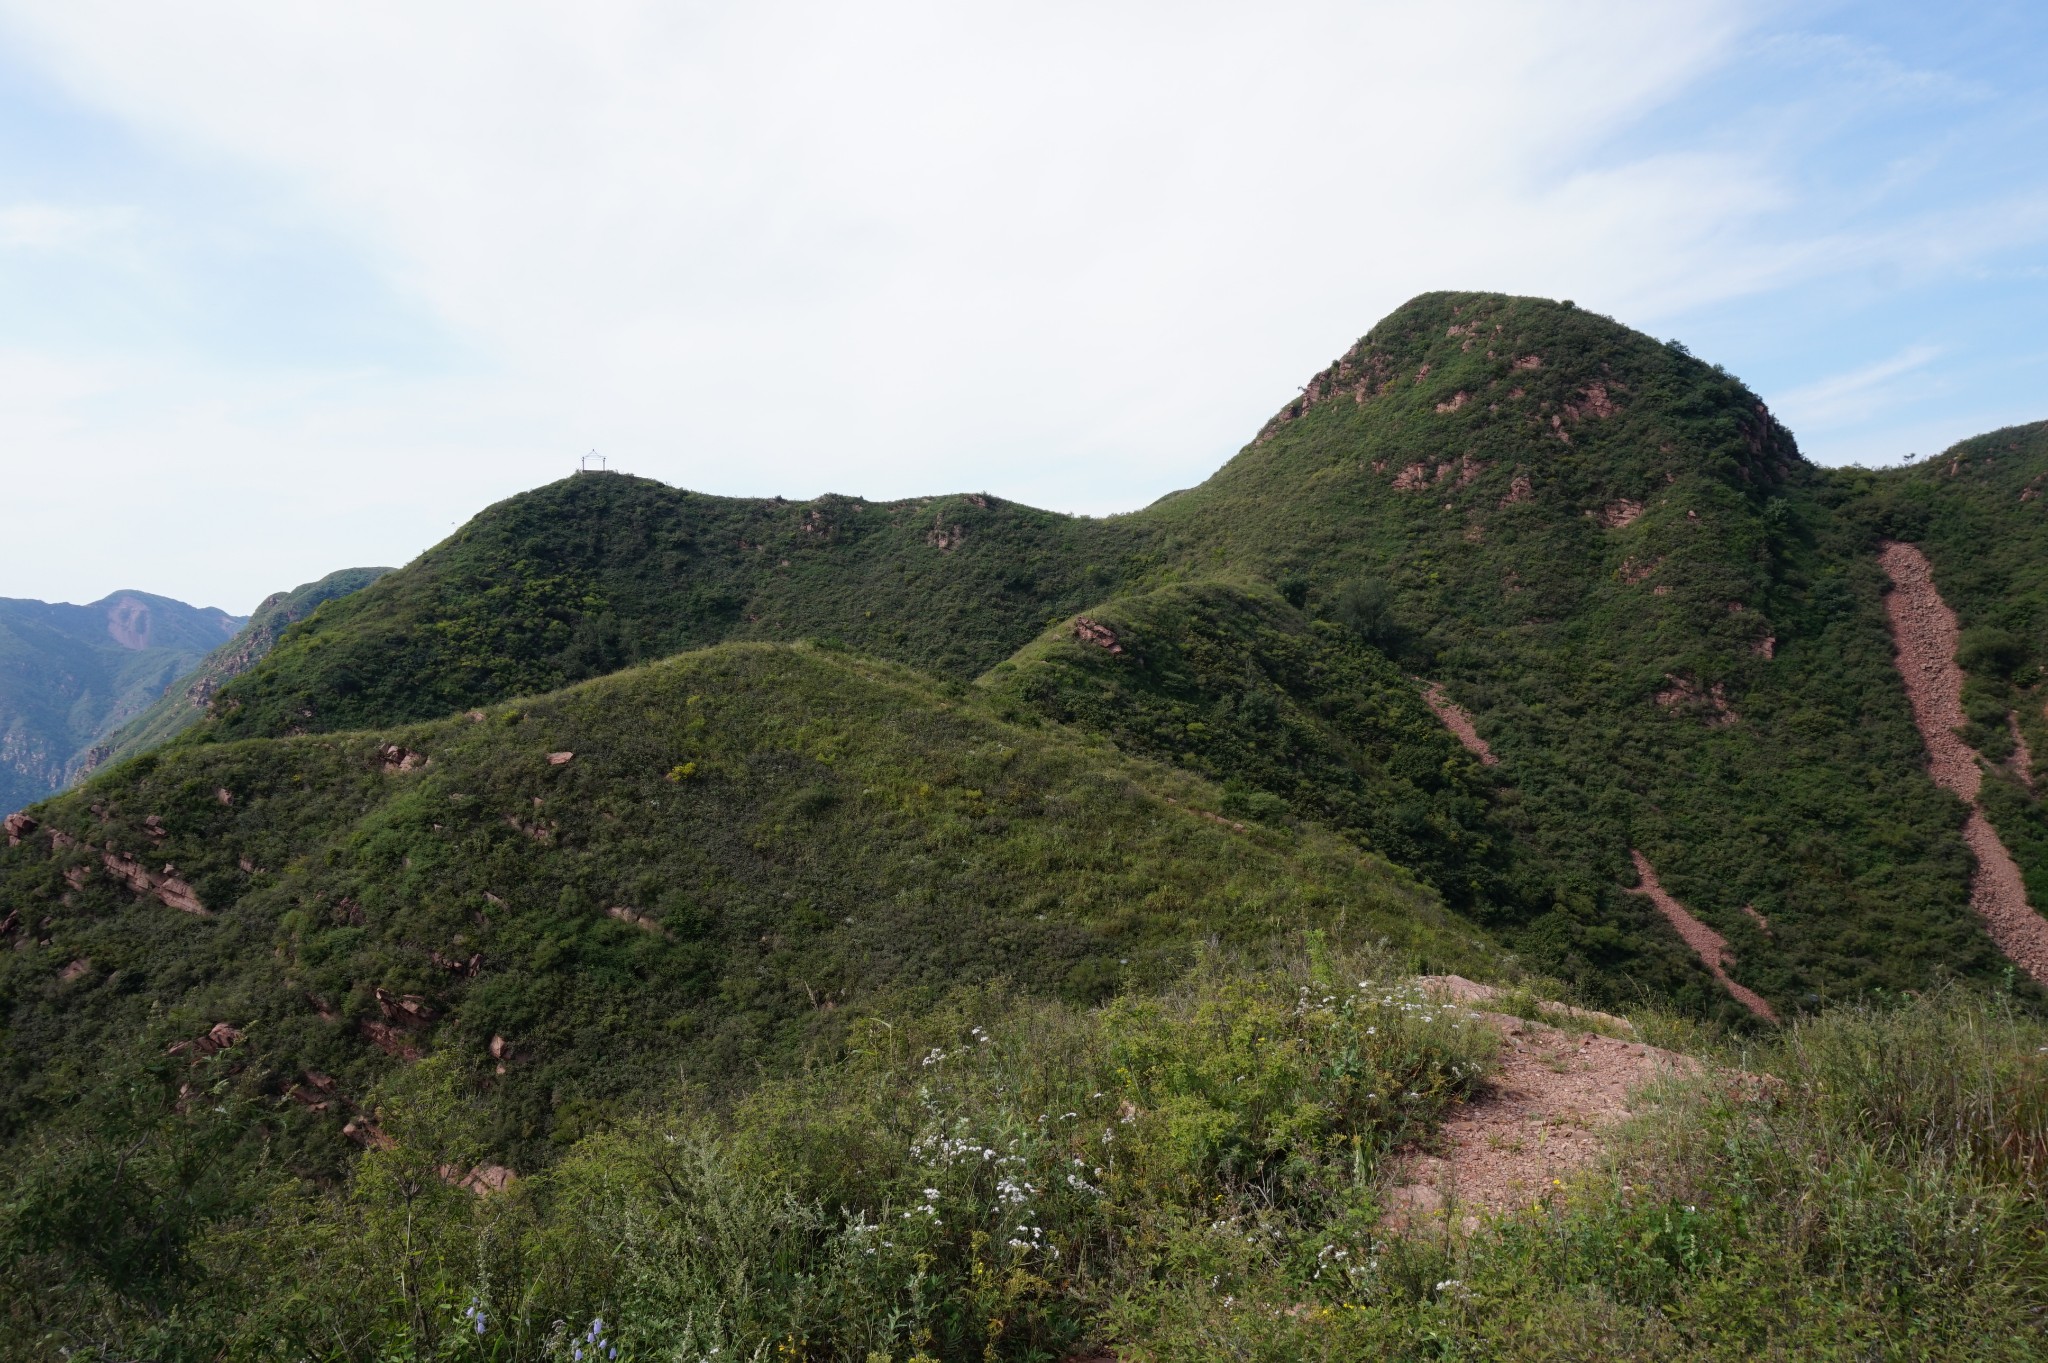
4, 960, 2039, 1361
981, 580, 1538, 922
176, 293, 2038, 1014
5, 291, 2048, 1357
0, 644, 1488, 1172
202, 483, 1145, 739
95, 567, 390, 770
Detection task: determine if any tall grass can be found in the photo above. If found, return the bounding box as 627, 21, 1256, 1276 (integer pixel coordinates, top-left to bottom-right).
6, 973, 2040, 1360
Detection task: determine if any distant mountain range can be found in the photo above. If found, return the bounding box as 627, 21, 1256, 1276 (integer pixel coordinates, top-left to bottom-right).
0, 569, 389, 816
0, 591, 243, 814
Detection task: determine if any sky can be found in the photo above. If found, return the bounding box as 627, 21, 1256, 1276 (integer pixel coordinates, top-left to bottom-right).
1, 1, 2044, 613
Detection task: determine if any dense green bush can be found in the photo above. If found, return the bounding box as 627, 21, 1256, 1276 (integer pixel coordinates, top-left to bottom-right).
7, 971, 2040, 1361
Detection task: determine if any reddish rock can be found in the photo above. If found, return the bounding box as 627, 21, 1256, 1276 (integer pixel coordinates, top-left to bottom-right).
342, 1116, 394, 1149
360, 1020, 422, 1060
168, 1021, 243, 1061
99, 850, 208, 915
1072, 618, 1123, 654
4, 812, 37, 846
380, 745, 426, 773
375, 987, 438, 1028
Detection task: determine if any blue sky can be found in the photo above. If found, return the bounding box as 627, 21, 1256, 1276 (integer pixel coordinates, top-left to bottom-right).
1, 1, 2044, 611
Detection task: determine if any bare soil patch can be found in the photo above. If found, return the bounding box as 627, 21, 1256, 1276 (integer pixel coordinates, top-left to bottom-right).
1879, 541, 2048, 983
1421, 683, 1498, 765
1384, 978, 1698, 1225
1879, 542, 1980, 800
1624, 852, 1776, 1021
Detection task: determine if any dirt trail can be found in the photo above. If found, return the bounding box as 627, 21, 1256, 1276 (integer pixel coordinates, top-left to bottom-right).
1421, 682, 1498, 765
1384, 977, 1698, 1224
1879, 541, 2048, 984
1624, 851, 1777, 1022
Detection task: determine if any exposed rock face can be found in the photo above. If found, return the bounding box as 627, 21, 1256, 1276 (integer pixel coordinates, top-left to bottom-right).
1600, 498, 1644, 528
98, 850, 208, 915
607, 905, 669, 936
375, 987, 439, 1028
1072, 618, 1123, 654
440, 1163, 518, 1194
4, 812, 35, 845
359, 1021, 422, 1060
380, 745, 425, 772
1655, 674, 1736, 727
103, 595, 159, 650
168, 1021, 242, 1061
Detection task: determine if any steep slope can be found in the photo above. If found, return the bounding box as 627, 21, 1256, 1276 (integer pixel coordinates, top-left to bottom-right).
0, 643, 1487, 1170
88, 567, 390, 771
1854, 421, 2048, 927
0, 592, 243, 815
174, 293, 2044, 1014
981, 582, 1545, 922
1124, 293, 2014, 1010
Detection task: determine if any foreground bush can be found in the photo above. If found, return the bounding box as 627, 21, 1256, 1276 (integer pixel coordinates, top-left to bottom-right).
5, 975, 2041, 1361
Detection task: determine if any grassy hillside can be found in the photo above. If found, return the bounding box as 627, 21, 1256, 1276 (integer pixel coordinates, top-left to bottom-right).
90, 567, 389, 771
202, 480, 1146, 740
1131, 293, 2014, 1009
3, 292, 2047, 1359
170, 293, 2039, 1014
0, 591, 243, 815
0, 643, 1488, 1174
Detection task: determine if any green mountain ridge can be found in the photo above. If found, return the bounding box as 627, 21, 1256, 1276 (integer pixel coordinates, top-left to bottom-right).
182, 291, 2045, 1012
4, 291, 2048, 1359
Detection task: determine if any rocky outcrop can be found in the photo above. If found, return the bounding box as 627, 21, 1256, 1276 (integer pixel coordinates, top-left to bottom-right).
1655, 674, 1736, 727
359, 1021, 422, 1060
1072, 618, 1123, 654
99, 850, 208, 915
375, 987, 439, 1028
607, 905, 670, 936
168, 1021, 242, 1061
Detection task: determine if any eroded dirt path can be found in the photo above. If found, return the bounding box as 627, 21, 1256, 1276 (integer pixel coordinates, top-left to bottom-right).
1879, 541, 2048, 984
1421, 682, 1498, 765
1624, 851, 1777, 1022
1384, 977, 1698, 1225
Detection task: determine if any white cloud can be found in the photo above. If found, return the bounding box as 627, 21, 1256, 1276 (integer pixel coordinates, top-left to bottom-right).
0, 1, 2042, 605
1776, 343, 1942, 431
0, 202, 134, 248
